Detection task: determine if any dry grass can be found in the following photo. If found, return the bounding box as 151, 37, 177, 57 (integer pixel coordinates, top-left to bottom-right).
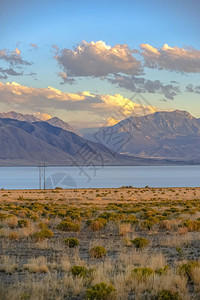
0, 187, 200, 299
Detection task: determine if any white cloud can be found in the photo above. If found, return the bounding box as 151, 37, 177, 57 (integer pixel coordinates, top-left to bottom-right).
55, 40, 142, 78
140, 43, 200, 73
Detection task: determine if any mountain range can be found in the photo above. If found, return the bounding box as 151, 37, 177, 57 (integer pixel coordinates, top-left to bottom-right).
0, 116, 172, 166
83, 110, 200, 161
0, 110, 199, 165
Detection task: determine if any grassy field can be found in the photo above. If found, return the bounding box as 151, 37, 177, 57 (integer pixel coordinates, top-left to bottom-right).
0, 187, 200, 299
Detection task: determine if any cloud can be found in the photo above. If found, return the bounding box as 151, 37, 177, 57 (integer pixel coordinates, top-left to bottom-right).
106, 117, 120, 126
108, 74, 180, 99
140, 43, 200, 73
0, 81, 156, 118
0, 67, 24, 79
55, 40, 142, 78
33, 112, 51, 120
0, 48, 31, 65
58, 72, 75, 85
186, 84, 200, 94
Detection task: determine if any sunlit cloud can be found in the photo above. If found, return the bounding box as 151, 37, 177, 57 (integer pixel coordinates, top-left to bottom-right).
0, 48, 31, 65
0, 81, 156, 120
140, 43, 200, 73
106, 117, 120, 126
55, 40, 142, 78
33, 112, 52, 120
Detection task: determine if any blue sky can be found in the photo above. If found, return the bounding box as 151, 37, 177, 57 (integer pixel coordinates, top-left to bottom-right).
0, 0, 200, 127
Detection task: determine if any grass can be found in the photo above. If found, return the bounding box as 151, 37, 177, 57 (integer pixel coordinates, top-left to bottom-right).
0, 187, 200, 299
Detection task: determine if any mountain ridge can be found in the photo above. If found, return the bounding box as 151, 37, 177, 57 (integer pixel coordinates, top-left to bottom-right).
0, 117, 179, 166
82, 110, 200, 160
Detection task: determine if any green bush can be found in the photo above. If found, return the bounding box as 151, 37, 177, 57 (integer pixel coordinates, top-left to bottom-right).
86, 282, 115, 300
89, 246, 107, 258
141, 217, 159, 230
131, 237, 149, 250
57, 221, 80, 232
38, 222, 47, 230
155, 265, 169, 275
0, 213, 12, 220
156, 289, 180, 300
31, 228, 53, 242
183, 219, 200, 231
64, 237, 80, 248
132, 267, 154, 279
71, 265, 87, 277
18, 219, 29, 228
122, 215, 139, 225
178, 260, 199, 280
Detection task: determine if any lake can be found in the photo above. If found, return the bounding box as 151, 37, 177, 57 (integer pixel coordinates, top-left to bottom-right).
0, 165, 200, 189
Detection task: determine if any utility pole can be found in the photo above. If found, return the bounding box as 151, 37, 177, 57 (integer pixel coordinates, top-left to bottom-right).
38, 162, 46, 189
39, 163, 41, 189
43, 163, 46, 190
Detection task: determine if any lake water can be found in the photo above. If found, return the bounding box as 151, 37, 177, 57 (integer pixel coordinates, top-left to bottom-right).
0, 165, 200, 190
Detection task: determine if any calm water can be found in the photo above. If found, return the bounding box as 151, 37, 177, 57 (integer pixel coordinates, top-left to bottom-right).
0, 166, 200, 190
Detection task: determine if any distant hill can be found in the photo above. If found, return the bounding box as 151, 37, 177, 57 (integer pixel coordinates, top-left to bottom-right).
0, 118, 176, 166
82, 110, 200, 161
0, 111, 78, 135
0, 111, 40, 122
46, 117, 78, 135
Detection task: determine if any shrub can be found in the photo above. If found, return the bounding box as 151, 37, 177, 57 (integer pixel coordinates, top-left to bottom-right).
141, 217, 159, 230
176, 247, 183, 255
57, 221, 80, 232
86, 282, 115, 300
9, 232, 19, 240
132, 267, 154, 279
155, 265, 169, 275
71, 265, 87, 277
178, 260, 199, 280
89, 246, 107, 258
64, 237, 80, 248
89, 221, 104, 231
31, 228, 53, 242
131, 237, 149, 250
123, 237, 132, 247
155, 289, 180, 300
38, 222, 47, 230
183, 219, 200, 231
0, 213, 12, 220
18, 219, 29, 228
122, 215, 139, 225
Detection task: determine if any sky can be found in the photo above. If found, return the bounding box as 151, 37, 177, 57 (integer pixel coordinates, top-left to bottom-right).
0, 0, 200, 128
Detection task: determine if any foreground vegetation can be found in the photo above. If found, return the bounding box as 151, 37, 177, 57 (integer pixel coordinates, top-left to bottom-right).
0, 187, 200, 299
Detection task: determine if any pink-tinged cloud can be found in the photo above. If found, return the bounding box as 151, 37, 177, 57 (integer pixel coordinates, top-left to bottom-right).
140, 43, 200, 73
55, 40, 142, 77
